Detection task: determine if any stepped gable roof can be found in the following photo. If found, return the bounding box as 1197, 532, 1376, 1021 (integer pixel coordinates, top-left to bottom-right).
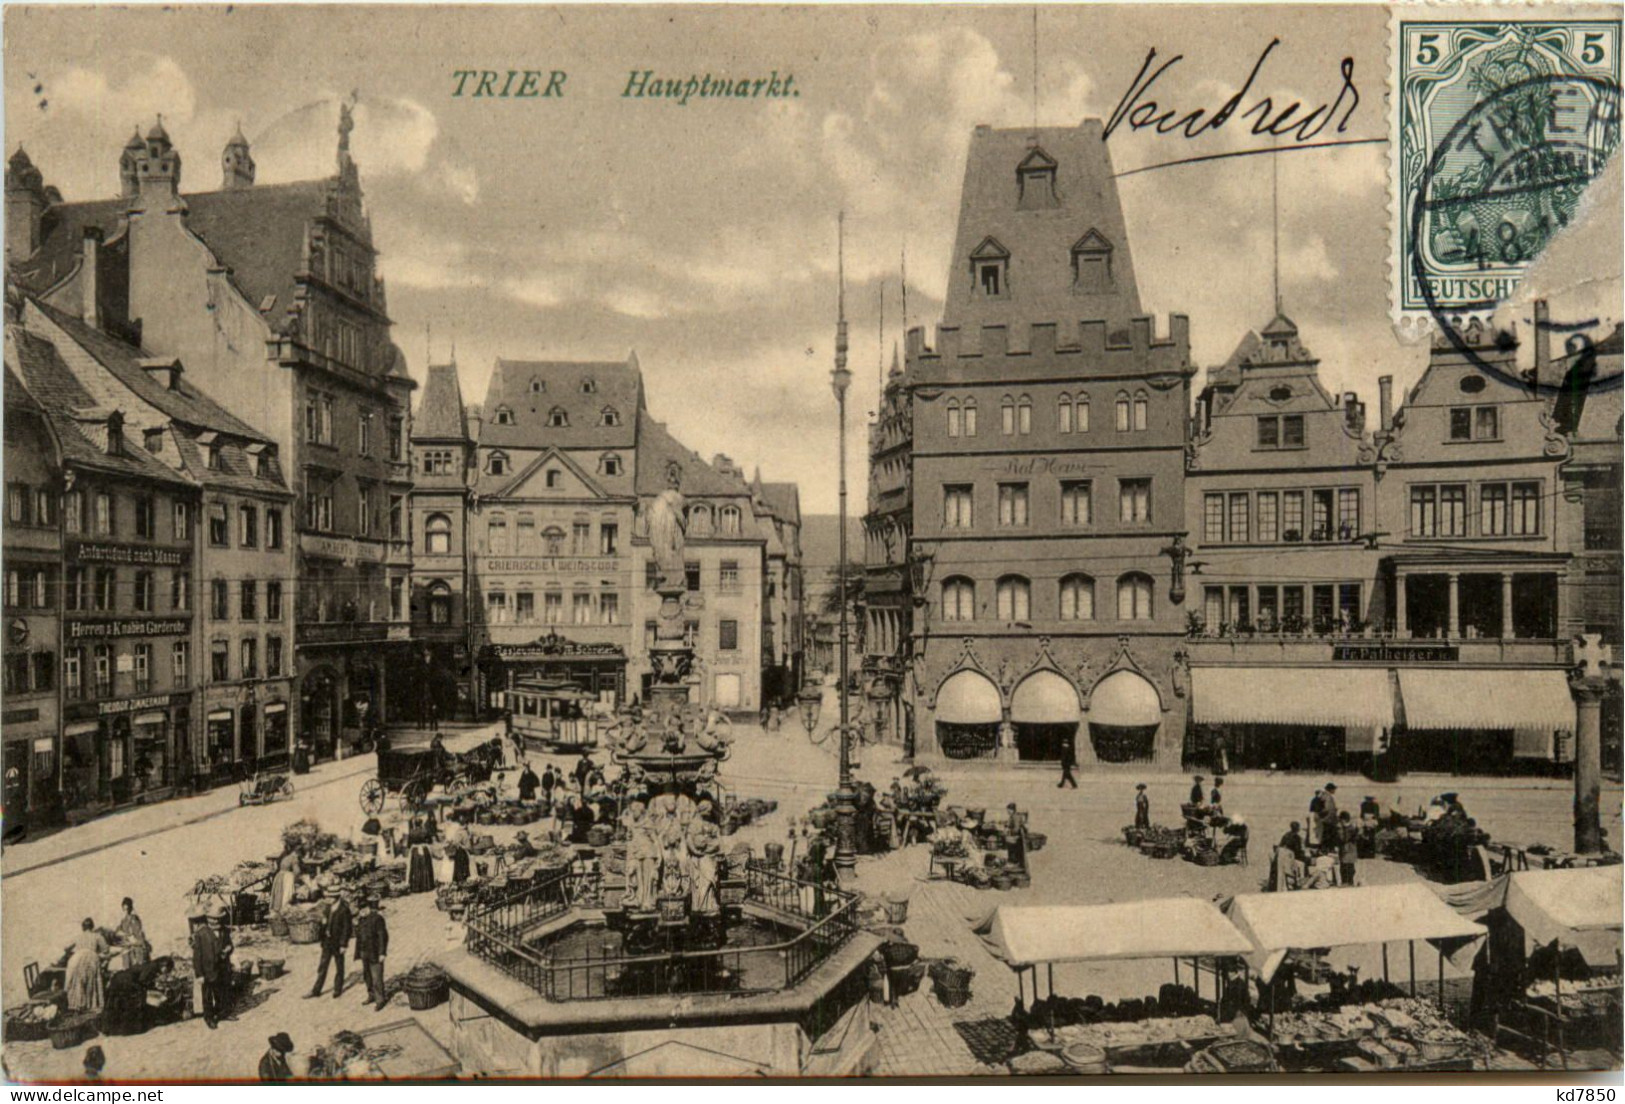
415, 362, 469, 440
634, 410, 750, 498
11, 179, 332, 325
30, 298, 271, 442
479, 356, 641, 450
5, 325, 189, 485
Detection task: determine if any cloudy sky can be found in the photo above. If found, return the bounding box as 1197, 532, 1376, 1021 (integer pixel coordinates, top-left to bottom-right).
6, 5, 1617, 512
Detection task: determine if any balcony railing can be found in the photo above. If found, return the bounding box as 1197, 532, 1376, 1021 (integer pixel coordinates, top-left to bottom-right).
464, 864, 860, 1002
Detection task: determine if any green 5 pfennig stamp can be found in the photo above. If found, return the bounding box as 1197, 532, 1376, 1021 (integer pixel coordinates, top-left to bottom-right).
1392, 19, 1620, 321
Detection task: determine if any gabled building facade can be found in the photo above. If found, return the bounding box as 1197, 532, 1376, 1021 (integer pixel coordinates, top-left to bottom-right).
410, 362, 477, 721
7, 114, 416, 760
869, 121, 1196, 766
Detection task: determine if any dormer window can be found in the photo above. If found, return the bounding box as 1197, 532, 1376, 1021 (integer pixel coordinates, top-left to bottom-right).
256, 452, 272, 477
599, 452, 623, 476
1016, 147, 1058, 210
529, 378, 545, 393
600, 406, 621, 427
970, 237, 1010, 298
488, 451, 510, 476
106, 413, 124, 457
207, 444, 223, 470
144, 428, 164, 454
580, 378, 597, 394
547, 407, 569, 428
1071, 230, 1114, 293
494, 405, 515, 426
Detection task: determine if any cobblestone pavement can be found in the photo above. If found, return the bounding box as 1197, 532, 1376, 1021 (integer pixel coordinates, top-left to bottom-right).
2, 696, 1616, 1080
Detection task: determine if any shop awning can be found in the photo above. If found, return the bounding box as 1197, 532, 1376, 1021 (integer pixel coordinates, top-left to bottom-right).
207, 709, 233, 722
1506, 867, 1623, 966
264, 703, 287, 715
1192, 667, 1394, 728
1397, 669, 1575, 731
132, 711, 166, 726
973, 900, 1253, 968
935, 671, 1002, 725
1228, 884, 1485, 982
1088, 670, 1161, 727
63, 721, 99, 737
1010, 671, 1080, 724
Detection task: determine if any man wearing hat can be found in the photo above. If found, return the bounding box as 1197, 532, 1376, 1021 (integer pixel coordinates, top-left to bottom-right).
259, 1033, 295, 1081
190, 907, 230, 1029
512, 831, 537, 859
1134, 783, 1151, 829
355, 897, 390, 1010
1189, 775, 1206, 808
307, 892, 353, 999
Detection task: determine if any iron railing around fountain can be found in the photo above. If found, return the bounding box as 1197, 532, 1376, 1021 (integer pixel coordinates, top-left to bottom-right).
464, 862, 861, 1001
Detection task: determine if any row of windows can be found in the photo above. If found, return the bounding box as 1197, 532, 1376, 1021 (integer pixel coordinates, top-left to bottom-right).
642, 619, 742, 651
644, 561, 745, 592
305, 390, 405, 460
944, 392, 1151, 439
485, 451, 624, 478
492, 403, 621, 429
206, 502, 285, 549
59, 636, 286, 698
1202, 488, 1361, 545
1202, 583, 1363, 633
207, 579, 286, 622
7, 483, 57, 528
4, 650, 54, 695
942, 479, 1151, 529
481, 517, 620, 556
940, 572, 1156, 623
49, 491, 192, 542
1409, 481, 1541, 537
302, 482, 405, 539
487, 588, 620, 626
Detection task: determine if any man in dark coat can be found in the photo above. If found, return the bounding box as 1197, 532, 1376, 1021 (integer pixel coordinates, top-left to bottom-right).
191, 918, 226, 1029
259, 1033, 294, 1081
1320, 783, 1340, 846
573, 753, 594, 792
1056, 733, 1078, 789
1134, 783, 1151, 829
1189, 775, 1206, 807
541, 764, 557, 803
517, 764, 540, 802
307, 894, 353, 998
356, 898, 390, 1010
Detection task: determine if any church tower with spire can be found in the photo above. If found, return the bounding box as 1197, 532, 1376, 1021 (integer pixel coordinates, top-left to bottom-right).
221, 125, 256, 190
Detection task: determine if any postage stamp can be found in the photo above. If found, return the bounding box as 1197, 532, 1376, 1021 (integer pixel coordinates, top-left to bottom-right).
1391, 17, 1621, 323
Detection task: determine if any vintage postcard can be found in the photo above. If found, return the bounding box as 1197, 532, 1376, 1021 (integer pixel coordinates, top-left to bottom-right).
0, 2, 1620, 1086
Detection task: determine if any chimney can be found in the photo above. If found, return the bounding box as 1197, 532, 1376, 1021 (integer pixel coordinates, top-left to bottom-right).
5, 147, 48, 262
1378, 376, 1394, 432
1533, 299, 1551, 384
139, 357, 183, 391
81, 227, 103, 329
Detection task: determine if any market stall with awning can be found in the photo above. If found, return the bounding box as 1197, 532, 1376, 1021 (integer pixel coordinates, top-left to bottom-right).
1504, 866, 1623, 967
1396, 669, 1575, 732
1228, 883, 1485, 986
1191, 668, 1395, 729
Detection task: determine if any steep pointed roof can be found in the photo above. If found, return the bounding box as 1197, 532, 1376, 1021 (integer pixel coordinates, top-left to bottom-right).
415, 362, 469, 441
478, 355, 641, 449
633, 410, 751, 498
759, 481, 801, 525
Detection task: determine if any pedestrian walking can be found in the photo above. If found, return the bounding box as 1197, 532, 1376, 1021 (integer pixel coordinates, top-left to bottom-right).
1134, 783, 1151, 829
306, 893, 353, 999
356, 898, 390, 1010
1057, 732, 1079, 789
259, 1033, 294, 1081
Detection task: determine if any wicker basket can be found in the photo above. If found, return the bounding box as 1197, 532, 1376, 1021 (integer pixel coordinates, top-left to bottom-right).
1060, 1043, 1107, 1073
258, 958, 286, 980
405, 982, 448, 1011
286, 916, 322, 944
4, 1008, 53, 1043
1027, 832, 1047, 852
49, 1012, 97, 1050
268, 913, 290, 939
880, 941, 919, 968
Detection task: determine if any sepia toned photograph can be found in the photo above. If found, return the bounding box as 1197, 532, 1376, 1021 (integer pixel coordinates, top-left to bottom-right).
0, 2, 1620, 1084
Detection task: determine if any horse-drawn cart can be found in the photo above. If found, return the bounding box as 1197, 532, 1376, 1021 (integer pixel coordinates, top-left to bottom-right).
358, 740, 505, 817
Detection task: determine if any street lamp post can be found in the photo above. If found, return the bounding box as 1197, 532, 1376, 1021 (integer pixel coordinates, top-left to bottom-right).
830, 212, 859, 885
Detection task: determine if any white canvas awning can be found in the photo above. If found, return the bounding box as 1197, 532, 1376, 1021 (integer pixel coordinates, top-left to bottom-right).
973, 900, 1252, 968
1506, 866, 1623, 966
1010, 671, 1080, 724
1397, 669, 1575, 731
935, 670, 1001, 724
1192, 667, 1394, 729
1228, 884, 1484, 982
1088, 670, 1161, 727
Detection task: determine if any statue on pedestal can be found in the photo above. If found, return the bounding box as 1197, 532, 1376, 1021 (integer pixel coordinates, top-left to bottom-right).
647, 462, 688, 594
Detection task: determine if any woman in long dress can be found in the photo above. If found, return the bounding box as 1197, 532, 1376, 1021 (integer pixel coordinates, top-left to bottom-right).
115, 897, 150, 968
407, 815, 438, 894
269, 850, 298, 914
64, 918, 109, 1013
